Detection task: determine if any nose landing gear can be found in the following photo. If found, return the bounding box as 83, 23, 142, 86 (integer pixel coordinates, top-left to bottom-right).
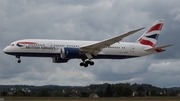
16, 56, 21, 63
17, 59, 21, 63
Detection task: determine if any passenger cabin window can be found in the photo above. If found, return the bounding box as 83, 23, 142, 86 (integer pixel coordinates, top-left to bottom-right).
66, 45, 79, 48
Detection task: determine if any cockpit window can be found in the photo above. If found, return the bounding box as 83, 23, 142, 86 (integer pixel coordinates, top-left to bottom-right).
10, 44, 14, 46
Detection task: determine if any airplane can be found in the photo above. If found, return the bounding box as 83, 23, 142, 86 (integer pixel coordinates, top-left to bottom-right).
3, 19, 173, 67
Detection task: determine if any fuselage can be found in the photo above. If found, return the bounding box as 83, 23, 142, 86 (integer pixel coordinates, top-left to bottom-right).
3, 39, 155, 60
3, 20, 172, 67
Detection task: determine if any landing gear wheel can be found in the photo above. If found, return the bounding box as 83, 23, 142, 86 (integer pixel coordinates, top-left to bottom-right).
85, 61, 90, 64
80, 62, 84, 66
89, 61, 94, 66
84, 63, 88, 67
17, 60, 21, 63
85, 60, 94, 66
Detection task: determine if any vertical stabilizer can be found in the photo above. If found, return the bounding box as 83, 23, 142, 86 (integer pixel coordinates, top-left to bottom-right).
137, 19, 164, 47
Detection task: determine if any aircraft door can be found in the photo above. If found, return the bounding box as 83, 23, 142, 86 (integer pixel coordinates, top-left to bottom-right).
130, 45, 135, 52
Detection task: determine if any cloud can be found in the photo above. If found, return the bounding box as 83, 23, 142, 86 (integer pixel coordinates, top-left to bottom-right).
0, 0, 179, 87
148, 60, 180, 75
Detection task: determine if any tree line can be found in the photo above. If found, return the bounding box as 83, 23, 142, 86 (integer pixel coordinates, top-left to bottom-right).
0, 83, 179, 97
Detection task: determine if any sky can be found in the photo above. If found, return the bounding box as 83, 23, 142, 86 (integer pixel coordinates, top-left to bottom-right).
0, 0, 180, 87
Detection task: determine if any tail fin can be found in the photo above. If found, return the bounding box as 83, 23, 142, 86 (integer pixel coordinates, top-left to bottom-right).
137, 19, 164, 47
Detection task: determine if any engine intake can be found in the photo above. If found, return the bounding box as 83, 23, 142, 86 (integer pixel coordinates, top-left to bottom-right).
61, 47, 81, 59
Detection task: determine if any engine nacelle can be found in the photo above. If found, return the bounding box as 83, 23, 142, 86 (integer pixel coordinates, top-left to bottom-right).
60, 47, 81, 59
52, 57, 68, 63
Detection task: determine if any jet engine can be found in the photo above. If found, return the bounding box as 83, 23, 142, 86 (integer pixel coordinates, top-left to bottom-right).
60, 47, 81, 59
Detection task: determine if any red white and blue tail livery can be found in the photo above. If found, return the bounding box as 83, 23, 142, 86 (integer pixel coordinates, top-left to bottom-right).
3, 19, 174, 67
137, 19, 163, 47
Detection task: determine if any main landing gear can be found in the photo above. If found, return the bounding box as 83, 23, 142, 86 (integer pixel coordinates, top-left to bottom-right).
16, 56, 21, 63
79, 60, 94, 67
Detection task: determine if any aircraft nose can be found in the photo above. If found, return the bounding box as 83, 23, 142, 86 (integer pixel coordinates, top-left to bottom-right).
3, 46, 9, 54
3, 47, 7, 53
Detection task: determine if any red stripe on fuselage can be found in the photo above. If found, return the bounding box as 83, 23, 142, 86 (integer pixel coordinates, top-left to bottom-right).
138, 38, 155, 47
17, 42, 37, 44
146, 23, 163, 33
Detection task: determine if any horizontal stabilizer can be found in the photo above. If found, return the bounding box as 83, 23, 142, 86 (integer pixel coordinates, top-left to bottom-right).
145, 44, 174, 51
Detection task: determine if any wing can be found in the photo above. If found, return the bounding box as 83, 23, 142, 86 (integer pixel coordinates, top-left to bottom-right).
79, 27, 145, 58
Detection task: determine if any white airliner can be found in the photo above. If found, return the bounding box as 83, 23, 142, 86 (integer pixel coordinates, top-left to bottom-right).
3, 19, 173, 67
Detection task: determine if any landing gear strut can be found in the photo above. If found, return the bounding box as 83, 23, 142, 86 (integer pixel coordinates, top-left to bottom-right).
79, 60, 94, 67
16, 56, 21, 63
